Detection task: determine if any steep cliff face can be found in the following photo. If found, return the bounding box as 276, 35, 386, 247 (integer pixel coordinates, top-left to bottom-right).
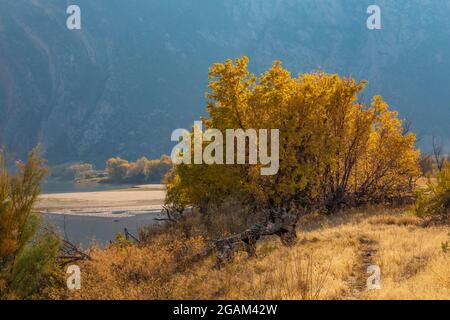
0, 0, 449, 164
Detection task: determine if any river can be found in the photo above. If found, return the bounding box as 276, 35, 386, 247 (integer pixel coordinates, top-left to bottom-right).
39, 180, 165, 248
42, 179, 134, 194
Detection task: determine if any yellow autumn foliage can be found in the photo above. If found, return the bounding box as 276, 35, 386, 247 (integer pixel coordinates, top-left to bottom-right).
167, 56, 420, 214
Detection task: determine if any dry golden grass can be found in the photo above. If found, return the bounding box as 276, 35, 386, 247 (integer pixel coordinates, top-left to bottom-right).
59, 233, 206, 300
60, 208, 450, 300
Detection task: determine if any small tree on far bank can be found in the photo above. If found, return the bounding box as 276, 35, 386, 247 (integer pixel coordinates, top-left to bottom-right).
106, 155, 172, 184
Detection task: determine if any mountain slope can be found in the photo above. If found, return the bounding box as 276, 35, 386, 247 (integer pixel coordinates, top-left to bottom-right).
0, 0, 449, 164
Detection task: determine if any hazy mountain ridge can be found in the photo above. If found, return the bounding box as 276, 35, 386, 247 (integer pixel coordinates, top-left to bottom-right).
0, 0, 449, 165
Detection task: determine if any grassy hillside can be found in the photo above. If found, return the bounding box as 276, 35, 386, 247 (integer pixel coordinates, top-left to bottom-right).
57, 208, 450, 300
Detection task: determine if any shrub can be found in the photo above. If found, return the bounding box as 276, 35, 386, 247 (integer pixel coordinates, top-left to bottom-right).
49, 162, 96, 181
65, 229, 206, 300
0, 148, 60, 299
415, 162, 450, 218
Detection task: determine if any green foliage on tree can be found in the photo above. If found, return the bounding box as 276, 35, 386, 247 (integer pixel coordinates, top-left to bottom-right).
0, 148, 60, 299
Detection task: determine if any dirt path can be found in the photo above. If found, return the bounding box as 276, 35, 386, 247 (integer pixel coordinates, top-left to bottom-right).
345, 235, 379, 299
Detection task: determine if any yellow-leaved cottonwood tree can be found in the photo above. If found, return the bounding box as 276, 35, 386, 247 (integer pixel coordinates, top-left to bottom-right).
166, 57, 420, 217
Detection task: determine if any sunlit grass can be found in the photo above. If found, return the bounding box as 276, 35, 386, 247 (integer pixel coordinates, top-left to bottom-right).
59, 209, 450, 300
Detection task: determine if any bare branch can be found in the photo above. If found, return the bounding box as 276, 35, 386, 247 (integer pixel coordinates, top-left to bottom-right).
432, 135, 445, 171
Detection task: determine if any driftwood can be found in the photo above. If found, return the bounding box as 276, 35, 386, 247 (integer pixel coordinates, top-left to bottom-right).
154, 205, 186, 223
58, 239, 91, 265
154, 205, 304, 268
43, 227, 92, 265
209, 208, 299, 269
124, 228, 140, 243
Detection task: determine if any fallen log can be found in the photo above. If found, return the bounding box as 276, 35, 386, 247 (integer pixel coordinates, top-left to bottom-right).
210, 207, 299, 269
